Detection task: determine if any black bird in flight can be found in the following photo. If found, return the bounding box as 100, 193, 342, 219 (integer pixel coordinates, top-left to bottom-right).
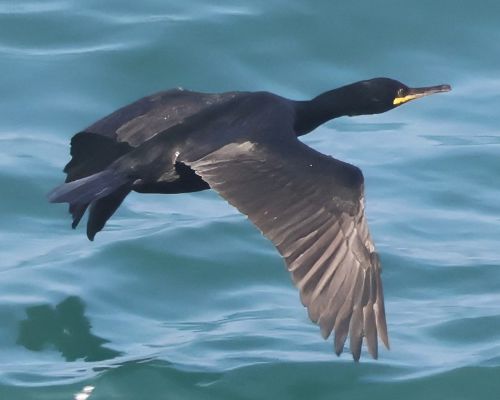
49, 78, 450, 360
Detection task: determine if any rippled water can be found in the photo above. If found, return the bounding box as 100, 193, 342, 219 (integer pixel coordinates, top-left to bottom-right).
1, 0, 500, 398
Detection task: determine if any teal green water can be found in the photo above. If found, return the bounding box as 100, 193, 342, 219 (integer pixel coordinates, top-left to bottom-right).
1, 0, 500, 398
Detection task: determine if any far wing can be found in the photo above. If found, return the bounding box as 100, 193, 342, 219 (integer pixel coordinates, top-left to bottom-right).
62, 90, 245, 226
183, 138, 388, 360
85, 89, 243, 146
66, 90, 244, 181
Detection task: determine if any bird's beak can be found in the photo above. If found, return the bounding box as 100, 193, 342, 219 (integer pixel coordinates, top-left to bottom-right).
393, 84, 451, 105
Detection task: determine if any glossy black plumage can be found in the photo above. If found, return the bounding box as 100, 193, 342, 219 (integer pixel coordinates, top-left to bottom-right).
49, 78, 450, 360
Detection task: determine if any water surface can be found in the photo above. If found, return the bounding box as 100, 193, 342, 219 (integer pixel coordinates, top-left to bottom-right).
1, 1, 500, 399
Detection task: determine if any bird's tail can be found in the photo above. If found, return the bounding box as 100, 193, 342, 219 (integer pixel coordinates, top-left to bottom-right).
48, 169, 133, 240
48, 169, 128, 205
49, 131, 135, 240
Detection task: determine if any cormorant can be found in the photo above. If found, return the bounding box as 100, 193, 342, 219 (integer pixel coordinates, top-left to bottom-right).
48, 78, 451, 360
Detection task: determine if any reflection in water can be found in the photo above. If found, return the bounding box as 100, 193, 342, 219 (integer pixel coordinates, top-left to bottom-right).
17, 296, 121, 361
74, 385, 95, 400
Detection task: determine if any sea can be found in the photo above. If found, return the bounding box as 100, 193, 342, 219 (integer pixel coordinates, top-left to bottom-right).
1, 0, 500, 399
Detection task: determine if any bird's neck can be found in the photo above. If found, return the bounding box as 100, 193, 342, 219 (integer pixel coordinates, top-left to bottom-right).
293, 86, 356, 136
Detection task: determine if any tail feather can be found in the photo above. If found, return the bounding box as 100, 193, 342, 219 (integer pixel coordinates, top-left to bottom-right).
48, 170, 129, 205
51, 131, 136, 240
48, 169, 132, 239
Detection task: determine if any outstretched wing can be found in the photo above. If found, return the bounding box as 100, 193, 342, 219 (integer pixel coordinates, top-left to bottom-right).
85, 89, 243, 146
66, 89, 245, 181
182, 137, 388, 360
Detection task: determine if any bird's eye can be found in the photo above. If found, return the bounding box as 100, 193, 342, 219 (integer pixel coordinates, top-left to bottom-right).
397, 88, 405, 97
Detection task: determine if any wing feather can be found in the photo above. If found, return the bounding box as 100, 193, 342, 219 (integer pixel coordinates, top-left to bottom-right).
181, 127, 388, 360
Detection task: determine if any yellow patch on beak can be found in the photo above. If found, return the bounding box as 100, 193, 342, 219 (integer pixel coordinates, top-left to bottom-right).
393, 94, 420, 105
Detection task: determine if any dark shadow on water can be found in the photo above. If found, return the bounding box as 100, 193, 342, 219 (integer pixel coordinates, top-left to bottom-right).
17, 296, 122, 362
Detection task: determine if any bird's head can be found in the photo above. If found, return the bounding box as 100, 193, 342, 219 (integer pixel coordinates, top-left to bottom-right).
344, 77, 451, 116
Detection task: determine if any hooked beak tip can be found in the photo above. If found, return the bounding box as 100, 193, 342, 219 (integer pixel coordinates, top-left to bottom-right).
437, 84, 452, 93
411, 84, 452, 96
